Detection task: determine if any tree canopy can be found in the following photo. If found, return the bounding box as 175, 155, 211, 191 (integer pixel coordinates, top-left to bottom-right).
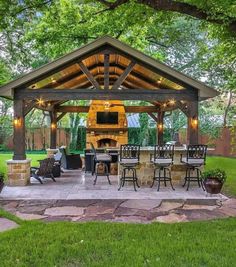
0, 0, 235, 148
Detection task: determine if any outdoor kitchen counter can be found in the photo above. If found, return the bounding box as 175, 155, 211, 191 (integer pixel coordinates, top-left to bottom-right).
113, 146, 212, 186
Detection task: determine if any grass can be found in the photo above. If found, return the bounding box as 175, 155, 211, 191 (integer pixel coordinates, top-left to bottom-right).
0, 211, 236, 267
0, 155, 236, 266
0, 153, 46, 178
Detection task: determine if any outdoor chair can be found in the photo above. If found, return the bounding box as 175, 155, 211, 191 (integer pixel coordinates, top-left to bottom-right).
90, 143, 112, 185
181, 144, 207, 191
59, 147, 82, 169
118, 144, 140, 191
30, 158, 56, 184
150, 144, 175, 191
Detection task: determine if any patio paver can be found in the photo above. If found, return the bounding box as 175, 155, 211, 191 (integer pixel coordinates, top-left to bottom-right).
0, 218, 19, 232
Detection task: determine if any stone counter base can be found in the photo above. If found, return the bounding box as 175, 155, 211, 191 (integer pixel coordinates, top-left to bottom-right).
119, 163, 204, 186
6, 160, 31, 186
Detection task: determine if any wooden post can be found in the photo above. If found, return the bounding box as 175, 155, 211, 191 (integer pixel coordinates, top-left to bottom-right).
49, 110, 57, 149
13, 99, 26, 160
157, 111, 164, 145
187, 101, 198, 144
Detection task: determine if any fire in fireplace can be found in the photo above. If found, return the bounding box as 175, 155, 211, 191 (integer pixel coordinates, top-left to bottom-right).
97, 138, 117, 148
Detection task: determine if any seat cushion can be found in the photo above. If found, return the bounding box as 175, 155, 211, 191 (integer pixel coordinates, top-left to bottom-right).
96, 153, 111, 162
120, 158, 139, 164
154, 158, 172, 165
182, 158, 204, 165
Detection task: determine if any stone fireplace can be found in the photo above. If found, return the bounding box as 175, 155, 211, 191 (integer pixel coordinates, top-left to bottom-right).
86, 100, 128, 148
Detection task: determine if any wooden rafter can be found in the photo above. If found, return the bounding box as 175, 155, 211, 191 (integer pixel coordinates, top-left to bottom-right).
78, 62, 101, 90
56, 112, 67, 122
112, 61, 136, 90
104, 54, 110, 89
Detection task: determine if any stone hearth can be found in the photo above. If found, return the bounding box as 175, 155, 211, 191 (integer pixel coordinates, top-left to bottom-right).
86, 100, 128, 148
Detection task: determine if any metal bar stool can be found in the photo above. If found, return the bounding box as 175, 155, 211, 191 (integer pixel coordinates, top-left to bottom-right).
90, 143, 112, 185
118, 144, 140, 191
181, 144, 207, 191
150, 144, 175, 191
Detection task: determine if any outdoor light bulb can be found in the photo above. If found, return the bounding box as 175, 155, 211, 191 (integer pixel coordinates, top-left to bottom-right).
192, 117, 198, 127
158, 123, 163, 130
157, 80, 161, 84
37, 98, 44, 106
51, 77, 56, 83
47, 102, 51, 107
13, 117, 21, 127
169, 99, 176, 105
51, 123, 56, 129
104, 101, 110, 110
163, 103, 167, 108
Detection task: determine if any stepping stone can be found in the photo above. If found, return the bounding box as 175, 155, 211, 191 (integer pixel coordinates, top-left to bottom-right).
112, 216, 149, 224
114, 207, 140, 216
120, 200, 162, 210
0, 218, 19, 232
85, 205, 115, 216
155, 213, 188, 223
182, 204, 217, 211
44, 206, 84, 217
155, 201, 184, 212
18, 205, 50, 215
15, 212, 47, 221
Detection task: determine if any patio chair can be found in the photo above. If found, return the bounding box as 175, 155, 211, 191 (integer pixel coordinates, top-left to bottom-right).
59, 147, 82, 169
181, 144, 207, 191
118, 144, 140, 191
150, 144, 175, 191
90, 143, 112, 185
30, 158, 56, 184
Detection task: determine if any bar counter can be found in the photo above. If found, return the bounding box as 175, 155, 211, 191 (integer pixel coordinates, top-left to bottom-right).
110, 146, 211, 186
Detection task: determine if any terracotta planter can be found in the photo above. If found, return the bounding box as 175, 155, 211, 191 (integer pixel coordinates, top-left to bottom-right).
0, 176, 4, 193
203, 177, 223, 194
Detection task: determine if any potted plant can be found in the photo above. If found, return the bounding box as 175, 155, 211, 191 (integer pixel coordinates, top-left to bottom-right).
201, 169, 226, 194
0, 172, 4, 193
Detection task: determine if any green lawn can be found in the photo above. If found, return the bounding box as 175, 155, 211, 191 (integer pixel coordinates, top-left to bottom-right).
0, 153, 46, 177
0, 209, 236, 267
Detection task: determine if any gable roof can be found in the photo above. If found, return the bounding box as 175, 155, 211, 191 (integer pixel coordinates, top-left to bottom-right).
0, 35, 219, 100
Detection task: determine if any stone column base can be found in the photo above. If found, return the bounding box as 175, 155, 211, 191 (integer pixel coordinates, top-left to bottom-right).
6, 159, 31, 186
46, 148, 58, 158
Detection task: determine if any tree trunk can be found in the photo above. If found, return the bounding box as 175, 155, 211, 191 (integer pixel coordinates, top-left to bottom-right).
223, 90, 233, 127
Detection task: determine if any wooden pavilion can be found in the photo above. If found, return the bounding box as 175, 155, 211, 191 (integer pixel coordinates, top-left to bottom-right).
0, 36, 219, 165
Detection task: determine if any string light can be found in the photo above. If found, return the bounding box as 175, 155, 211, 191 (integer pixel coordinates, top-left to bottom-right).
37, 98, 45, 106
169, 99, 176, 105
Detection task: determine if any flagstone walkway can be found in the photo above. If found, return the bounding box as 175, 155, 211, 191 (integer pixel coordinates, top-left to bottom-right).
1, 198, 236, 224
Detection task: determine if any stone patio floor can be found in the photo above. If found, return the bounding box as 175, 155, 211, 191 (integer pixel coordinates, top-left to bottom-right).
1, 169, 235, 225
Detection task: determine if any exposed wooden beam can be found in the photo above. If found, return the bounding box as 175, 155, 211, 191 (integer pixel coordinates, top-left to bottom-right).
104, 54, 110, 90
55, 106, 90, 113
55, 105, 158, 113
23, 101, 36, 116
112, 61, 136, 90
125, 106, 158, 113
78, 62, 101, 90
15, 88, 198, 102
147, 112, 158, 122
56, 112, 67, 122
